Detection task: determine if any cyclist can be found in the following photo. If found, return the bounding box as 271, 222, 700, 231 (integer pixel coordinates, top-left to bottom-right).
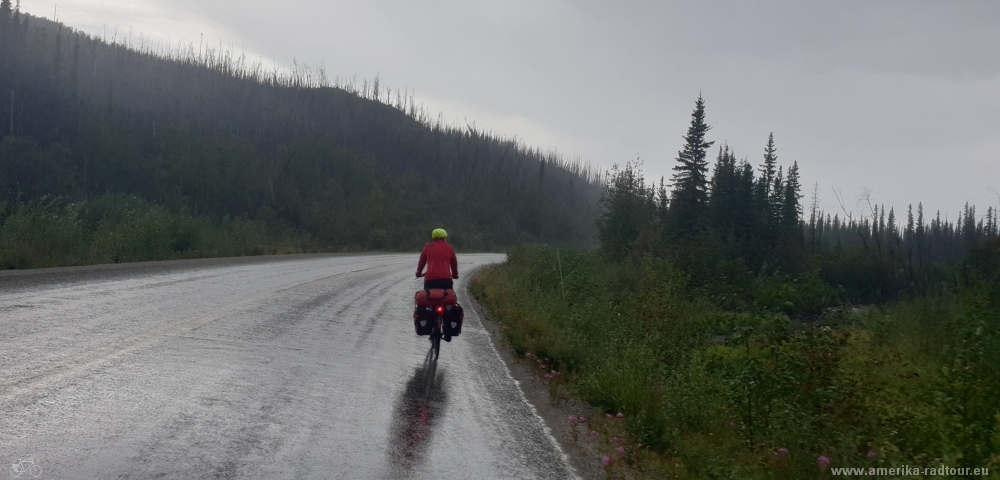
416, 228, 458, 290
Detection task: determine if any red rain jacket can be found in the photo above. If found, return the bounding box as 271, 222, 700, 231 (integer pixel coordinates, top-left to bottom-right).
416, 239, 459, 281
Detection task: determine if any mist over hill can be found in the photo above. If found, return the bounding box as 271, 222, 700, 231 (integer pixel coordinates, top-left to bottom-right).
0, 10, 601, 263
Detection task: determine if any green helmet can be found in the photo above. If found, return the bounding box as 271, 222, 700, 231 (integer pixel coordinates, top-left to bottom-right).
432, 228, 448, 239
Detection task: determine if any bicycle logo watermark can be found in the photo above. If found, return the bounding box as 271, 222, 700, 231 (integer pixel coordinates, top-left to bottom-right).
9, 455, 41, 478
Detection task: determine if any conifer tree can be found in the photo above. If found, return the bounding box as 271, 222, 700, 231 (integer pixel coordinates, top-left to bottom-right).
887, 207, 897, 237
0, 0, 12, 46
771, 165, 784, 228
780, 161, 802, 232
709, 144, 737, 232
916, 203, 925, 238
759, 133, 777, 195
906, 204, 915, 240
808, 183, 820, 247
756, 133, 777, 212
735, 160, 756, 239
668, 94, 714, 235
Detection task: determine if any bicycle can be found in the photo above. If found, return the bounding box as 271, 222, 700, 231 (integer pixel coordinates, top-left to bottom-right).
10, 455, 42, 478
413, 285, 464, 360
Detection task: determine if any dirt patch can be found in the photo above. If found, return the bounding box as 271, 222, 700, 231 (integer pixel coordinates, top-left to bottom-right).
465, 276, 609, 480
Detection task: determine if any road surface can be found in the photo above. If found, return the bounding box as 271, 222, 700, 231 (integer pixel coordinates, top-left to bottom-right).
0, 254, 577, 479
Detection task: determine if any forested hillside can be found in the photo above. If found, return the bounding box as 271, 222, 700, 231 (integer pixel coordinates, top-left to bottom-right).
0, 7, 601, 267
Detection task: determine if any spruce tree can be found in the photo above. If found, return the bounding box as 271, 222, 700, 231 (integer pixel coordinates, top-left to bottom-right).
887, 207, 897, 237
808, 183, 819, 247
771, 165, 784, 228
754, 133, 778, 241
780, 161, 802, 232
756, 133, 778, 209
906, 204, 915, 240
916, 203, 925, 237
668, 94, 714, 235
735, 160, 756, 240
709, 144, 737, 232
0, 0, 11, 44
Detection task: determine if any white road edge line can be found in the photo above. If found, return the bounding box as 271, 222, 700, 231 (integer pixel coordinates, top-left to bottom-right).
459, 266, 583, 480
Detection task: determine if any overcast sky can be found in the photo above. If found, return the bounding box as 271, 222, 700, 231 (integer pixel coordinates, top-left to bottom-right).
22, 0, 1000, 222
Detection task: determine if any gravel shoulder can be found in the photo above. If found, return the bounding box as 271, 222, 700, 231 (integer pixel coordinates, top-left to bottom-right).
0, 253, 371, 291
465, 272, 608, 480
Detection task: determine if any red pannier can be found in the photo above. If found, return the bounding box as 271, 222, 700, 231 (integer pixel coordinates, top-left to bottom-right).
415, 288, 458, 307
413, 289, 464, 337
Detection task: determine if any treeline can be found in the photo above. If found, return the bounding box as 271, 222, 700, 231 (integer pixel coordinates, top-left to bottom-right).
598, 95, 998, 303
472, 97, 1000, 477
0, 7, 601, 265
808, 201, 999, 264
598, 97, 807, 268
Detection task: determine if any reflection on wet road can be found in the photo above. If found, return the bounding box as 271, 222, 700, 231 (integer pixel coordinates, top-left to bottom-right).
388, 350, 448, 473
0, 254, 576, 479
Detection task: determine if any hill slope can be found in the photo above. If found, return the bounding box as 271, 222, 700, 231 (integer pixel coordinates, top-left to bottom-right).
0, 11, 601, 259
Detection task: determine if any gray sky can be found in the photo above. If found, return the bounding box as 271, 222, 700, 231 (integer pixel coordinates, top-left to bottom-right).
24, 0, 1000, 222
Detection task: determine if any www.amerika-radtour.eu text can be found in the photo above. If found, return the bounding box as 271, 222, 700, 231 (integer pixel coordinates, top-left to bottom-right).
831, 465, 988, 476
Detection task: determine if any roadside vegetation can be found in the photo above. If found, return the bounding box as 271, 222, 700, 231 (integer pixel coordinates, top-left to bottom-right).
472, 96, 1000, 478
0, 195, 312, 268
473, 247, 999, 478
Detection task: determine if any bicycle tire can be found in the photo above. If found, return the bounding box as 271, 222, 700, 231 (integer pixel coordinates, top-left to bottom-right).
28, 464, 41, 477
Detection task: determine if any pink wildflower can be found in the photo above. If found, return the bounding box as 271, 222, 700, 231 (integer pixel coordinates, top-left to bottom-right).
568, 415, 577, 423
606, 413, 613, 419
601, 456, 611, 467
612, 436, 621, 443
577, 416, 585, 423
817, 455, 831, 471
867, 450, 877, 460
525, 352, 533, 358
616, 412, 623, 418
615, 446, 625, 455
589, 430, 598, 437
778, 447, 788, 455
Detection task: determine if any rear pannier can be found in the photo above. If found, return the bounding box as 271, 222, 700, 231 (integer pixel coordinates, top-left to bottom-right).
412, 288, 463, 337
413, 307, 435, 336
444, 304, 464, 337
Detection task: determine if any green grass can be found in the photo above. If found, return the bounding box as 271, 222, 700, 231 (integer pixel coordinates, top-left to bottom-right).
471, 246, 1000, 478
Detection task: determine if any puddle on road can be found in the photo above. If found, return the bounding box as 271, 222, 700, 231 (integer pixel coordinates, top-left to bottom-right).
386, 349, 449, 474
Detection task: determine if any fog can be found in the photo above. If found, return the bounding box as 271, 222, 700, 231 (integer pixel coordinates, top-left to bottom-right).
22, 0, 1000, 218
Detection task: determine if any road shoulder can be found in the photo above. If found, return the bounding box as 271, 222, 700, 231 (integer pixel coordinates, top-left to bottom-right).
463, 271, 606, 480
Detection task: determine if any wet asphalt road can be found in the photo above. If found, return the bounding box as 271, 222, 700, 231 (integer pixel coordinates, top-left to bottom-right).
0, 254, 576, 479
